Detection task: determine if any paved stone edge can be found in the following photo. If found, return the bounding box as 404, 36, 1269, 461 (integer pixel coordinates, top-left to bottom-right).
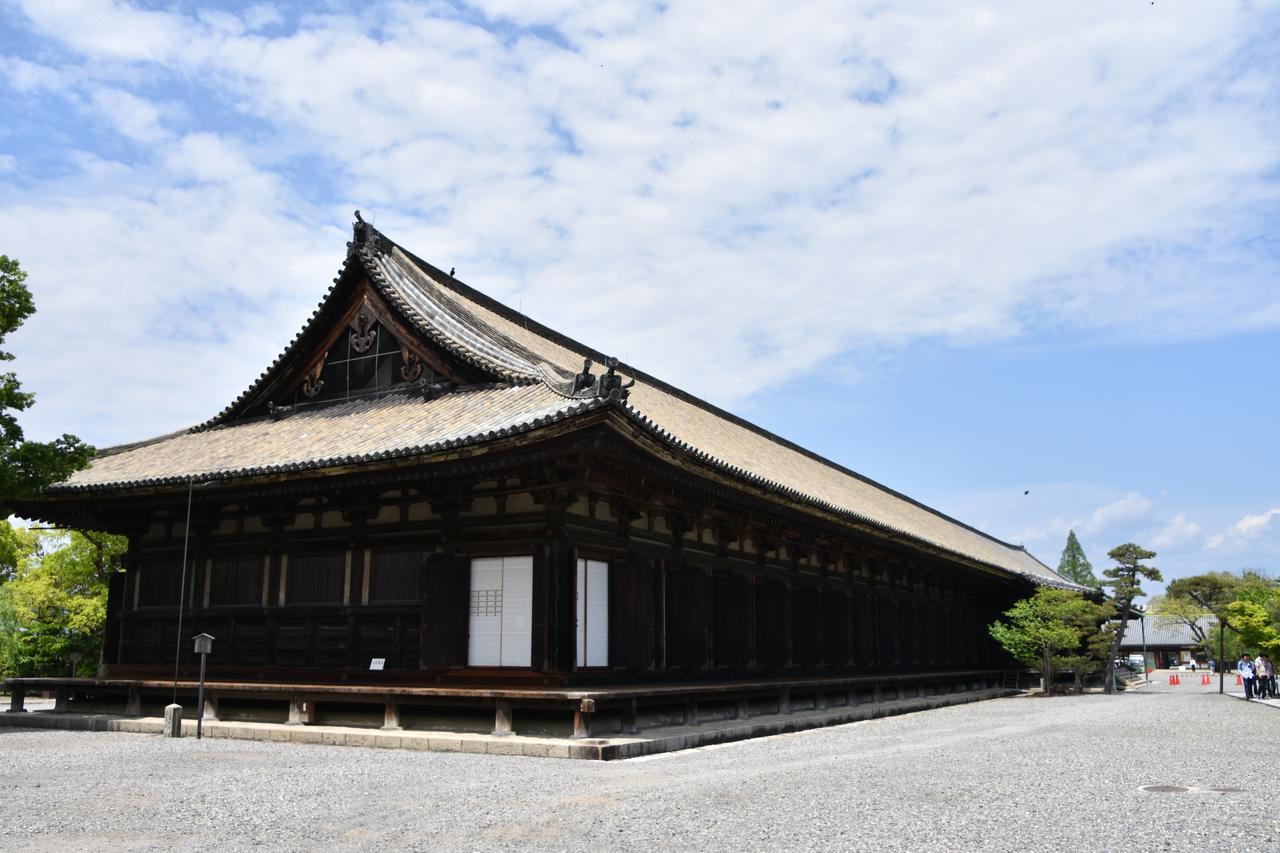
0, 689, 1015, 760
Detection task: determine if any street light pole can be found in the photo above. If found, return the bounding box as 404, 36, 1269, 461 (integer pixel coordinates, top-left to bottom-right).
172, 476, 195, 705
1220, 626, 1225, 695
1188, 591, 1230, 696
1140, 610, 1148, 683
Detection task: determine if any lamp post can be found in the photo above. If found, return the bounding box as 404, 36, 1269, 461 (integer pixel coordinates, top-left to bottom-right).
1139, 608, 1148, 683
193, 633, 214, 740
1188, 592, 1232, 696
68, 651, 82, 679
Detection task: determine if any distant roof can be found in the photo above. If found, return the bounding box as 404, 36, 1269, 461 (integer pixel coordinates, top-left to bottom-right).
1118, 616, 1217, 649
53, 218, 1081, 591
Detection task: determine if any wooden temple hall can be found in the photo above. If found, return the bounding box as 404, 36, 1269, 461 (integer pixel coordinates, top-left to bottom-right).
6, 215, 1078, 747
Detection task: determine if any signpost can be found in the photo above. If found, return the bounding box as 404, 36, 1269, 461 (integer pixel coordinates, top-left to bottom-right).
193, 633, 214, 740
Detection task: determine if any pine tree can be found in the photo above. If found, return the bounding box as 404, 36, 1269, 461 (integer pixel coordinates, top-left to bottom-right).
989, 587, 1108, 696
1056, 530, 1098, 586
1101, 543, 1162, 694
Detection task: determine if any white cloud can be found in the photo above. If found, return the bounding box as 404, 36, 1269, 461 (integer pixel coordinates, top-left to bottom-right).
1236, 508, 1280, 538
0, 155, 15, 173
1207, 507, 1280, 552
1149, 514, 1202, 550
1, 0, 1278, 443
89, 87, 172, 144
1076, 493, 1153, 537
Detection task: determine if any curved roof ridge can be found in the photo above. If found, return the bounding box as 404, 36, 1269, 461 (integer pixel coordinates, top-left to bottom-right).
386, 240, 1051, 564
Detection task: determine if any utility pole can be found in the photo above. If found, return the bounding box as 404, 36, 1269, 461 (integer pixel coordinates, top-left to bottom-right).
1189, 592, 1231, 695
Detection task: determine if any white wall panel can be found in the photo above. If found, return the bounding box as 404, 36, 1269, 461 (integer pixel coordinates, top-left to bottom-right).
576, 558, 609, 668
499, 555, 533, 667
468, 556, 532, 668
468, 557, 504, 666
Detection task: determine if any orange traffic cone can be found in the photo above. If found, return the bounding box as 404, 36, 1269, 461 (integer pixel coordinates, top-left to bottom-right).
1237, 674, 1243, 685
1174, 674, 1181, 685
1169, 674, 1176, 684
1203, 675, 1211, 685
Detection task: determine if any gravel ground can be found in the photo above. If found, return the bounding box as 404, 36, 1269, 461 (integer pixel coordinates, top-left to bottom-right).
1, 681, 1275, 852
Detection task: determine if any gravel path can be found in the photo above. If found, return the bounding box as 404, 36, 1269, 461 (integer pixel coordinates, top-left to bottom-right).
2, 682, 1275, 852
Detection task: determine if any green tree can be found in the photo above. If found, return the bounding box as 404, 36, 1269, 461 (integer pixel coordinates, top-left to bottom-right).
1148, 594, 1215, 656
1101, 543, 1162, 694
0, 519, 35, 584
1056, 530, 1098, 587
1224, 575, 1280, 658
1159, 570, 1280, 664
0, 256, 93, 514
0, 527, 126, 678
1054, 597, 1115, 691
989, 587, 1103, 696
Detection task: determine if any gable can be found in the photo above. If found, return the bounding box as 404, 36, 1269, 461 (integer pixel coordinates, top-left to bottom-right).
277, 282, 486, 410
224, 275, 492, 425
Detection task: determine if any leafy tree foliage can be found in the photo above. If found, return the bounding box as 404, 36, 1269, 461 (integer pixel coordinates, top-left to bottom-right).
1055, 530, 1098, 587
0, 256, 93, 514
1156, 570, 1280, 663
1101, 544, 1162, 694
989, 587, 1109, 696
0, 525, 126, 678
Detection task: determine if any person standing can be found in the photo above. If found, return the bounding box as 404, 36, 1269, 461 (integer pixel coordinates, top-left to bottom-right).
1238, 654, 1256, 700
1261, 655, 1277, 700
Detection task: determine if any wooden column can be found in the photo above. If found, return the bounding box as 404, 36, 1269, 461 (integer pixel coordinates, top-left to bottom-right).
287, 697, 316, 725
546, 539, 577, 675
6, 687, 25, 713
202, 693, 220, 722
125, 688, 141, 716
53, 688, 69, 714
622, 699, 639, 735
382, 699, 402, 731
571, 698, 595, 739
492, 703, 514, 737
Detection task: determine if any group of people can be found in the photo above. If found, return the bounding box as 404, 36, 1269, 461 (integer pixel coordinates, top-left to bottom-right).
1238, 653, 1277, 700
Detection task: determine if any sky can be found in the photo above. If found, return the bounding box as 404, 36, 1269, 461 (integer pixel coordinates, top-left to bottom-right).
1, 0, 1278, 600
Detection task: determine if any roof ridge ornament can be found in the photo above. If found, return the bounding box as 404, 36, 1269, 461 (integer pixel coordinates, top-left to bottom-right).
598, 357, 634, 402
570, 356, 633, 401
350, 210, 391, 256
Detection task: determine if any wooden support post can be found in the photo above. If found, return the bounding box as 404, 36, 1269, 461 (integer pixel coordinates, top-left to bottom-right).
815, 690, 827, 711
53, 688, 69, 714
125, 688, 141, 717
202, 693, 220, 722
382, 699, 402, 731
492, 702, 513, 737
686, 700, 699, 726
571, 698, 595, 739
6, 687, 24, 713
873, 684, 882, 704
287, 697, 315, 725
736, 696, 749, 720
779, 688, 791, 715
622, 699, 639, 735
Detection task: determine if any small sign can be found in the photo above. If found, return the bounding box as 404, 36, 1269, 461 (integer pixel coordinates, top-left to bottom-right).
369, 658, 385, 671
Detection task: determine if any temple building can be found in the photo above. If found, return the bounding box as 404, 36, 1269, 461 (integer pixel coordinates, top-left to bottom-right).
5, 215, 1078, 750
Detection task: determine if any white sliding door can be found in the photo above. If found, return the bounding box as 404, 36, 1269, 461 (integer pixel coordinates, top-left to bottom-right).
576, 558, 609, 668
468, 555, 533, 667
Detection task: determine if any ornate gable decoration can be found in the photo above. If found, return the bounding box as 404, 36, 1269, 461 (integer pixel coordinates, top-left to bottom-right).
275, 283, 484, 414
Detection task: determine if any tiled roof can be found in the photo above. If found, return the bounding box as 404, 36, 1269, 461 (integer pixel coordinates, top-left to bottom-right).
55, 221, 1079, 590
64, 385, 601, 489
1117, 616, 1216, 649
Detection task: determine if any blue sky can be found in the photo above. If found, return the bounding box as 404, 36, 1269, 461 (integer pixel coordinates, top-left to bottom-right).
1, 1, 1278, 599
